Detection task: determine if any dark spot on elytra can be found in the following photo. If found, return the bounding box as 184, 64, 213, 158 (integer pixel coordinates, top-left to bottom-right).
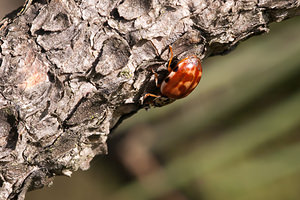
184, 73, 194, 82
179, 85, 187, 93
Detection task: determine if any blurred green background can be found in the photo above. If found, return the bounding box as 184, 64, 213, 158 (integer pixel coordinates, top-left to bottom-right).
2, 2, 300, 200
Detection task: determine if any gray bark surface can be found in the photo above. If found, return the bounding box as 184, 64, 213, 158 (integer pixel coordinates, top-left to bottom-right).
0, 0, 299, 199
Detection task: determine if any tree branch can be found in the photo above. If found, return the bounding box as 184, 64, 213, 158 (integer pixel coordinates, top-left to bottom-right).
0, 0, 299, 199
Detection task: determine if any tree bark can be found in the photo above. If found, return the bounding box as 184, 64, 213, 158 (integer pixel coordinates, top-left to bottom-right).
0, 0, 299, 199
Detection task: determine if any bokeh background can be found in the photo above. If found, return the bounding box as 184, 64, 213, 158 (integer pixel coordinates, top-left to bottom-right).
2, 1, 300, 200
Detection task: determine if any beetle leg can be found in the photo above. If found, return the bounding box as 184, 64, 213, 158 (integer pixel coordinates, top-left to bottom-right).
142, 93, 161, 104
167, 45, 173, 73
144, 93, 161, 99
151, 69, 161, 88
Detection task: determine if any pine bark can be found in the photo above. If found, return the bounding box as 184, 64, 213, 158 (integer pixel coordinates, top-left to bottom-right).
0, 0, 299, 199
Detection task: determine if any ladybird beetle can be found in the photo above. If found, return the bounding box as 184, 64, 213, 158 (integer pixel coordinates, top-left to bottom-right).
144, 46, 202, 105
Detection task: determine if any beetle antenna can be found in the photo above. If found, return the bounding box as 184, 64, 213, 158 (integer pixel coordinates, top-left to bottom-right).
167, 45, 173, 72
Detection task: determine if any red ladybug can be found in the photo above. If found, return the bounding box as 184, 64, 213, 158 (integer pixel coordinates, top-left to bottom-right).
144, 46, 202, 105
